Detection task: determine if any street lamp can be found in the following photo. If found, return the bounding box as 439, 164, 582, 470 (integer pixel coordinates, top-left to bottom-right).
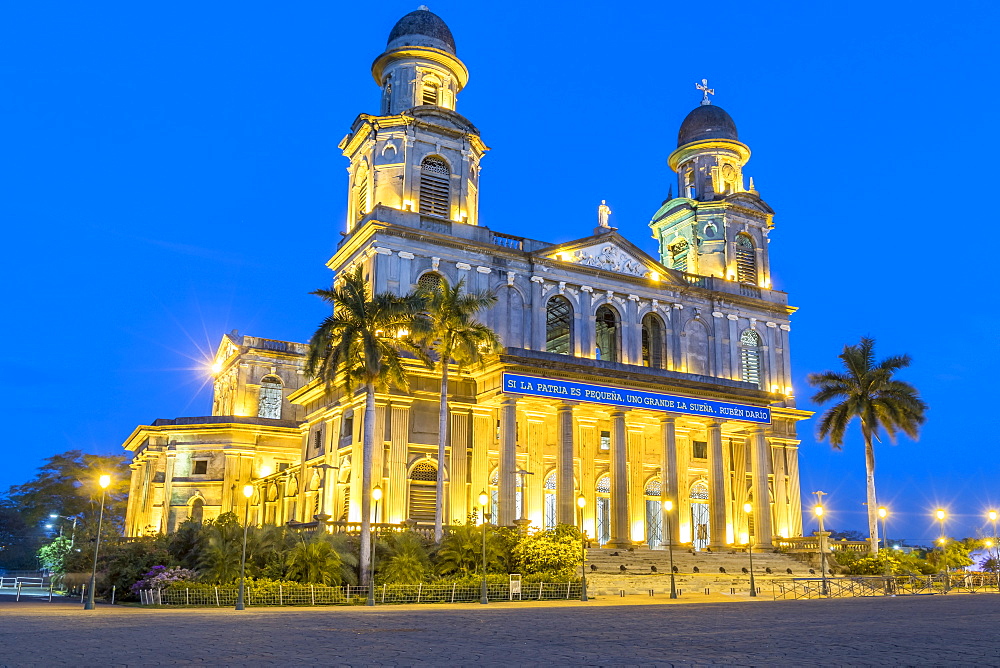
479, 490, 490, 605
365, 486, 382, 607
235, 484, 254, 610
935, 509, 948, 591
49, 514, 78, 547
877, 507, 890, 578
577, 494, 588, 602
743, 502, 756, 597
988, 510, 999, 592
814, 502, 829, 596
83, 474, 111, 610
663, 499, 677, 599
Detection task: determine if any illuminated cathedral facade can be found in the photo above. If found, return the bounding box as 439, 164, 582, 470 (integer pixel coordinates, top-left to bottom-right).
123, 7, 811, 551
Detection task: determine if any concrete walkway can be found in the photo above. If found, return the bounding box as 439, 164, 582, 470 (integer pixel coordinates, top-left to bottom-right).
1, 593, 998, 665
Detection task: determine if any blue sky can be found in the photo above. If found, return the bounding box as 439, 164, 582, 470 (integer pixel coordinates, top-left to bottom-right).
2, 0, 997, 543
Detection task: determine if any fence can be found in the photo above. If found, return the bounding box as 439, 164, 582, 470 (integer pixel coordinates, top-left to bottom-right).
139, 581, 583, 607
773, 573, 1000, 600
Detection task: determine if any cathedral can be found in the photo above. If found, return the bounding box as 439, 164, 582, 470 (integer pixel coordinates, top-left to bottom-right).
122, 7, 811, 551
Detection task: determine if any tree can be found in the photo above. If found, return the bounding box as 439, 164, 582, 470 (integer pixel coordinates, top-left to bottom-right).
285, 535, 345, 585
435, 523, 506, 576
306, 267, 425, 586
807, 337, 927, 553
379, 531, 432, 584
412, 276, 499, 542
2, 450, 130, 538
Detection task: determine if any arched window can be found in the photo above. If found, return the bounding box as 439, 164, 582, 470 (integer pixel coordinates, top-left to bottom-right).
419, 157, 450, 217
644, 477, 662, 548
543, 471, 557, 529
595, 305, 619, 363
408, 461, 438, 524
670, 239, 689, 272
381, 82, 392, 114
257, 375, 283, 419
641, 313, 665, 368
417, 271, 442, 292
422, 81, 439, 106
689, 480, 710, 549
596, 474, 611, 546
684, 169, 696, 199
354, 164, 370, 221
740, 329, 762, 387
545, 296, 573, 355
735, 235, 757, 284
690, 481, 709, 500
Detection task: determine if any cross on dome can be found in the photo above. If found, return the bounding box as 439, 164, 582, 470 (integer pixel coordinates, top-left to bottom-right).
696, 79, 715, 105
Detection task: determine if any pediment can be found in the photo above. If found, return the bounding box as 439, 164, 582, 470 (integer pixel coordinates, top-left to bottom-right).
725, 192, 774, 215
539, 232, 672, 281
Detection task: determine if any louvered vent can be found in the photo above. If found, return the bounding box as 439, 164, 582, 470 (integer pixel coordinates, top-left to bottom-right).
419, 158, 450, 217
735, 235, 757, 284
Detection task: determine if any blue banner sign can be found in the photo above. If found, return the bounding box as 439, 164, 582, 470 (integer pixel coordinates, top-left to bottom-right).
502, 373, 771, 424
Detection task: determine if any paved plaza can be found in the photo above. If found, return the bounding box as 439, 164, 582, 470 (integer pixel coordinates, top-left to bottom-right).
2, 593, 999, 666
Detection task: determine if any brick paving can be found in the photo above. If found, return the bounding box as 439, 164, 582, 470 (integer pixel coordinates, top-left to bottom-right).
1, 592, 998, 666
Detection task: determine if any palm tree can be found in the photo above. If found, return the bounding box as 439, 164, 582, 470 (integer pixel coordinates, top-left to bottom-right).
306, 267, 425, 586
807, 337, 927, 554
379, 531, 432, 584
412, 276, 500, 542
285, 535, 345, 585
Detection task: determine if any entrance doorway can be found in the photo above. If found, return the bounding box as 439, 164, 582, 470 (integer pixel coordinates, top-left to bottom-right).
596, 473, 611, 546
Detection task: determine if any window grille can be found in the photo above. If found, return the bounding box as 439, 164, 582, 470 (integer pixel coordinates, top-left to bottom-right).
670, 239, 689, 272
313, 430, 324, 454
595, 306, 619, 362
544, 471, 557, 490
410, 462, 437, 481
417, 272, 442, 292
735, 235, 757, 284
419, 157, 450, 217
644, 478, 661, 497
545, 296, 573, 355
257, 375, 283, 419
740, 329, 762, 387
690, 481, 709, 500
596, 474, 611, 494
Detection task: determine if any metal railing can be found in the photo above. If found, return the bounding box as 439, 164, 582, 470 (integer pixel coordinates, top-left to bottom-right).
139, 581, 583, 607
773, 574, 1000, 600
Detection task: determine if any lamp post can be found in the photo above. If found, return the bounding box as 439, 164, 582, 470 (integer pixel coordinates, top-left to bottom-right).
935, 508, 948, 591
479, 490, 490, 605
663, 499, 677, 599
877, 507, 890, 576
814, 501, 829, 597
743, 502, 756, 597
366, 485, 382, 607
577, 494, 588, 602
235, 484, 254, 610
311, 463, 339, 523
988, 510, 999, 592
83, 474, 111, 610
49, 514, 78, 548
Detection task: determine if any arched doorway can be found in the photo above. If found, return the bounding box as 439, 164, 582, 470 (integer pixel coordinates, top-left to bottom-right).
189, 497, 204, 524
408, 461, 438, 524
596, 474, 611, 546
543, 471, 557, 529
644, 477, 662, 548
690, 480, 710, 550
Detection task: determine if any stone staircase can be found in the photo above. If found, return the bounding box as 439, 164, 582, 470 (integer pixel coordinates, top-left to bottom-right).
584, 546, 817, 596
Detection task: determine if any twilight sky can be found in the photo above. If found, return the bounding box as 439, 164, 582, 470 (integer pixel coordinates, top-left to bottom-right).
2, 0, 997, 543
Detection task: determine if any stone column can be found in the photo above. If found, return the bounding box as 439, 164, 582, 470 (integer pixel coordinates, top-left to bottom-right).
497, 396, 518, 526
786, 442, 804, 536
529, 277, 546, 351
348, 404, 363, 522
577, 287, 594, 357
750, 426, 773, 548
577, 417, 598, 539
162, 451, 176, 533
449, 409, 470, 524
556, 403, 576, 525
125, 462, 142, 536
660, 415, 679, 547
771, 440, 789, 538
372, 403, 387, 494
609, 410, 631, 547
470, 407, 493, 514
386, 400, 411, 524
526, 417, 546, 526
707, 420, 728, 549
627, 423, 645, 544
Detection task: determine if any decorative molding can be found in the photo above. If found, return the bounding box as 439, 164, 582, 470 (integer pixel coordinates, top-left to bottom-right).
476, 266, 491, 274
766, 321, 777, 328
456, 262, 471, 271
712, 311, 724, 318
580, 285, 594, 293
559, 242, 648, 278
431, 257, 440, 271
507, 271, 516, 286
672, 303, 684, 309
530, 276, 545, 284
558, 281, 566, 295
628, 294, 640, 302
779, 324, 791, 331
727, 314, 739, 321
397, 251, 414, 260
373, 246, 392, 255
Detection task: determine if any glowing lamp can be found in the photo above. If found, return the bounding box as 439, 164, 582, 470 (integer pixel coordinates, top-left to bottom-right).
743, 502, 753, 514
986, 539, 994, 549
877, 507, 887, 519
242, 485, 253, 499
99, 475, 111, 489
372, 485, 383, 502
259, 465, 273, 477
989, 510, 998, 522
936, 509, 946, 521
577, 494, 586, 509
211, 361, 223, 375
814, 505, 824, 517
478, 490, 489, 507
662, 499, 673, 512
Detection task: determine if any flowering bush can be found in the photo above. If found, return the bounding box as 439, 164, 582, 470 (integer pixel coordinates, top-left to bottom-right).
131, 565, 198, 593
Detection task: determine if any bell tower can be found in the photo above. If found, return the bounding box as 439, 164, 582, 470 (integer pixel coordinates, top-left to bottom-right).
339, 6, 487, 231
649, 84, 775, 287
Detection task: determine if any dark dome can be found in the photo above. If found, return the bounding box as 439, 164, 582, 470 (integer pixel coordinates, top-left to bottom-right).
677, 104, 738, 147
386, 7, 456, 54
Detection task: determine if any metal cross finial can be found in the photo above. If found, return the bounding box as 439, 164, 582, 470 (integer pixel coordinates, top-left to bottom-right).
696, 79, 715, 105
